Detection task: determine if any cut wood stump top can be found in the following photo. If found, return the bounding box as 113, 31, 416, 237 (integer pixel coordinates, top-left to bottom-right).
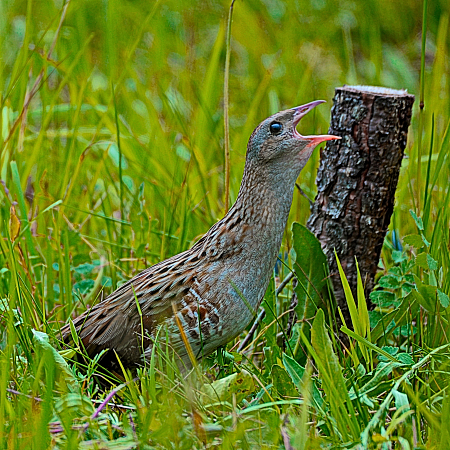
341, 85, 414, 98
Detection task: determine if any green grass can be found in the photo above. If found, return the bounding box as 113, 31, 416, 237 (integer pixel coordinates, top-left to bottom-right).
1, 0, 450, 448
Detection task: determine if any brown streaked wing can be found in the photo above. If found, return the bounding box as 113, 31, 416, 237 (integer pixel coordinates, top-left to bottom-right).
62, 249, 200, 365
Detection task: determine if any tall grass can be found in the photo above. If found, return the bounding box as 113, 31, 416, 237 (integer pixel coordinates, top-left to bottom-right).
0, 0, 449, 448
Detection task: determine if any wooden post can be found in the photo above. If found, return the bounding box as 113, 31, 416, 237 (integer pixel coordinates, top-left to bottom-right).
307, 86, 415, 326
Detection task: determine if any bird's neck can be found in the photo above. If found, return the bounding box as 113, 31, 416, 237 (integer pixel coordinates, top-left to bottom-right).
232, 164, 296, 233
213, 165, 296, 311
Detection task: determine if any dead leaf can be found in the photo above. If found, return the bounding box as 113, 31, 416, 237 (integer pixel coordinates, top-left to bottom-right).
9, 205, 21, 242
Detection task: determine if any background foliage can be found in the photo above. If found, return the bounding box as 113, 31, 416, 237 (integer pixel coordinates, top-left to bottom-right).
0, 0, 449, 448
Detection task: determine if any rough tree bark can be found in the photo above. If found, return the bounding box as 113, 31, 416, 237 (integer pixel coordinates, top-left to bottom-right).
306, 85, 415, 327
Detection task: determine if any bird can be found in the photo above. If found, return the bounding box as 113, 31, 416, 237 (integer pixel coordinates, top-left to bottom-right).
61, 100, 340, 371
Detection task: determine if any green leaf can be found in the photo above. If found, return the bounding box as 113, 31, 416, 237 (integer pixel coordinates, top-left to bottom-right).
415, 253, 428, 270
437, 289, 450, 308
200, 370, 255, 404
392, 388, 410, 417
414, 276, 439, 312
379, 275, 401, 289
291, 223, 330, 360
421, 233, 430, 247
381, 346, 399, 357
68, 317, 79, 346
388, 266, 402, 277
282, 353, 305, 385
392, 250, 406, 263
271, 364, 297, 397
73, 279, 95, 295
403, 234, 424, 248
396, 353, 414, 365
356, 258, 370, 340
393, 324, 418, 338
282, 353, 323, 408
292, 223, 329, 308
335, 252, 361, 338
426, 253, 438, 271
101, 276, 112, 287
409, 209, 424, 231
369, 290, 396, 307
108, 143, 128, 169
32, 330, 78, 388
73, 262, 96, 275
10, 161, 36, 257
410, 288, 434, 312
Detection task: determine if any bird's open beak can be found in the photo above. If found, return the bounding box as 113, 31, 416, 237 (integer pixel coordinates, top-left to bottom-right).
292, 100, 341, 146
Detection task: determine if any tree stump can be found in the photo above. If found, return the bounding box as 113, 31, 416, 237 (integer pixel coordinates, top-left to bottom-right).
307, 85, 415, 327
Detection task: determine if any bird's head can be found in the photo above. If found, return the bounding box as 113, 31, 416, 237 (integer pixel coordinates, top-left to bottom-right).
246, 100, 340, 183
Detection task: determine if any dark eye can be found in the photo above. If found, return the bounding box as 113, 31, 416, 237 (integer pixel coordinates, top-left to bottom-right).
269, 121, 283, 135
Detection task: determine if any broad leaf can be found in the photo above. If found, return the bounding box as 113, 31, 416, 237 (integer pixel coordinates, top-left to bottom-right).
32, 330, 78, 389
403, 234, 424, 249
200, 370, 255, 404
438, 289, 450, 308
282, 353, 323, 408
271, 364, 297, 397
291, 223, 330, 361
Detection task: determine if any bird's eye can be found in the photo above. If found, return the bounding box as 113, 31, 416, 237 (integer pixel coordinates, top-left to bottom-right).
269, 122, 283, 135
